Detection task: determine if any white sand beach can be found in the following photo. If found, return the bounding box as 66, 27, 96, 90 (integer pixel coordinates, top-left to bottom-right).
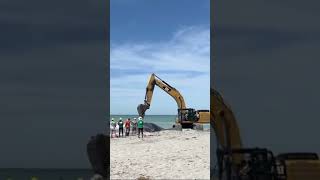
110, 129, 210, 180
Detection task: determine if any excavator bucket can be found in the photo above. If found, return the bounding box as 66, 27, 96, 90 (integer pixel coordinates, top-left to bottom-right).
137, 104, 149, 118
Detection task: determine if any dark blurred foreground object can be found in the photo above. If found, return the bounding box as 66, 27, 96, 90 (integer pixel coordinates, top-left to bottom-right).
211, 88, 320, 180
87, 134, 109, 179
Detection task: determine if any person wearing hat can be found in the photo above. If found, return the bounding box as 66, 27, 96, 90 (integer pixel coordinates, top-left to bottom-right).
137, 116, 144, 138
118, 117, 124, 137
110, 118, 116, 138
131, 117, 137, 135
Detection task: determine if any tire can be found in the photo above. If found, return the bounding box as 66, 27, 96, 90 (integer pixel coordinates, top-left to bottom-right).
181, 123, 193, 129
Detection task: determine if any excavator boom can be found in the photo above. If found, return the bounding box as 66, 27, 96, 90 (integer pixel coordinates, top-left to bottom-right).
211, 88, 242, 150
211, 88, 243, 165
137, 73, 186, 118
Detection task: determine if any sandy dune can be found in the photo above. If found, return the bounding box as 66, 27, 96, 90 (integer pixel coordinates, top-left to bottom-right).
110, 129, 210, 180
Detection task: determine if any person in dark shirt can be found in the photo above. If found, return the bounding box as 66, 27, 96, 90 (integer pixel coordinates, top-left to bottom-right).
118, 117, 124, 137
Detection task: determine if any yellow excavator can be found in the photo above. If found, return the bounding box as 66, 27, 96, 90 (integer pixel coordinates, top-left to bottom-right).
137, 73, 210, 129
86, 76, 320, 180
211, 88, 320, 180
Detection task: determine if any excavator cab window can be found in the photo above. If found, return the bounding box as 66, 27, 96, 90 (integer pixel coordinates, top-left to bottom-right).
218, 148, 278, 180
178, 108, 197, 122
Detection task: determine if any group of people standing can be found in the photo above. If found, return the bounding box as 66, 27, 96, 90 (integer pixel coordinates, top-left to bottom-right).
110, 116, 144, 138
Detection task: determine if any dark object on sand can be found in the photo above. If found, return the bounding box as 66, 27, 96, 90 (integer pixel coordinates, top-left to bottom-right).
137, 176, 150, 180
143, 123, 164, 132
87, 134, 109, 179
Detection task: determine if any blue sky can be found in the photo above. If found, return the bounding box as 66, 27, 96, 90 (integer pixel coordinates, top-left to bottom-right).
110, 0, 210, 115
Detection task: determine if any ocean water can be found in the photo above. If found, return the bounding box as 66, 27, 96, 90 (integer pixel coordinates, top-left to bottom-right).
110, 115, 210, 129
0, 169, 93, 180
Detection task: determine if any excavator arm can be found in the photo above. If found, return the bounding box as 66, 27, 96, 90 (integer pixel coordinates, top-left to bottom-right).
211, 88, 243, 166
137, 73, 186, 118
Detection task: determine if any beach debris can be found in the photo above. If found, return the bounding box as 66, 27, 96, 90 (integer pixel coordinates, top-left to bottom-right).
137, 176, 151, 180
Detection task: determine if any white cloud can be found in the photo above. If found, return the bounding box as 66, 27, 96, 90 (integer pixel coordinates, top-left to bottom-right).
110, 26, 210, 115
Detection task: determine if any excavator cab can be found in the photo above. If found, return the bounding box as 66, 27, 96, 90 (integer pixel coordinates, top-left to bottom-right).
177, 108, 198, 128
217, 148, 278, 180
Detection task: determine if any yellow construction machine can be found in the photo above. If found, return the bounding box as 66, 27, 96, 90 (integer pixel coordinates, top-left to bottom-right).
86, 76, 320, 180
211, 88, 320, 180
137, 73, 210, 129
